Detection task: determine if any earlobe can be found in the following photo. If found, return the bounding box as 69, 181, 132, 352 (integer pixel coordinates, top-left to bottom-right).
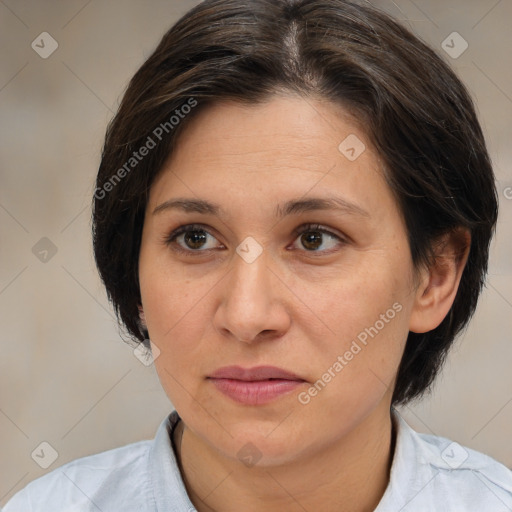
409, 228, 471, 334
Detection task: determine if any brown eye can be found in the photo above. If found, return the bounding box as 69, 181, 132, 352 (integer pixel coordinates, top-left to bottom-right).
165, 224, 222, 254
300, 231, 323, 251
183, 229, 208, 249
292, 224, 346, 253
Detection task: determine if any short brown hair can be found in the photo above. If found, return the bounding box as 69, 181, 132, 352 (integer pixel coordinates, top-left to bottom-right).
92, 0, 498, 405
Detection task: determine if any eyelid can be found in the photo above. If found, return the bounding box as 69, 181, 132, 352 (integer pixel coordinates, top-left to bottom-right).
292, 223, 348, 243
290, 223, 348, 254
163, 223, 223, 256
164, 222, 348, 255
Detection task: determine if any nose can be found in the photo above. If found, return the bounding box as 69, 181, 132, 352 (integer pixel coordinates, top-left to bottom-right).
212, 248, 291, 344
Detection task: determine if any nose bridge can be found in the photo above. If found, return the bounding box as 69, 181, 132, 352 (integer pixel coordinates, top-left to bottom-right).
228, 246, 271, 312
214, 245, 289, 342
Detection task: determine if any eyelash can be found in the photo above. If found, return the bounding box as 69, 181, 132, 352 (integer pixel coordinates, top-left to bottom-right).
164, 223, 347, 256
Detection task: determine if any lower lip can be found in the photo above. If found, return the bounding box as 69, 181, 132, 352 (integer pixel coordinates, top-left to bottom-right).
208, 378, 304, 405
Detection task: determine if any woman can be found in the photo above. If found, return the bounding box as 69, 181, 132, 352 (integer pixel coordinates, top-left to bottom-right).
5, 0, 512, 510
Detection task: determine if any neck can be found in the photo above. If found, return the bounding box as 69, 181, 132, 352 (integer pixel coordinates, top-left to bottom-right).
173, 403, 395, 512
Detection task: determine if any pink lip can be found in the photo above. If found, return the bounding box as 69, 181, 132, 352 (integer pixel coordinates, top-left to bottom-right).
209, 365, 304, 381
207, 365, 306, 405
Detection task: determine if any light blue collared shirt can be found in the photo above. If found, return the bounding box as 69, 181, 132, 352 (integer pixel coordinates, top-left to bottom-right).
4, 408, 512, 511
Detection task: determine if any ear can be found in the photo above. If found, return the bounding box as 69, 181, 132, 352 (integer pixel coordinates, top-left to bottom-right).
409, 228, 471, 333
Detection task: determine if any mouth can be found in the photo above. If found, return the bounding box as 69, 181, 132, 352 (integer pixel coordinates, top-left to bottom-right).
207, 365, 306, 405
208, 365, 305, 382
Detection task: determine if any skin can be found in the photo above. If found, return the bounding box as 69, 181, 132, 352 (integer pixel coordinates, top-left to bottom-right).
138, 94, 469, 512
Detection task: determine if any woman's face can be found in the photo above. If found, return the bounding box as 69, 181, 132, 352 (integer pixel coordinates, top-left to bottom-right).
138, 94, 420, 465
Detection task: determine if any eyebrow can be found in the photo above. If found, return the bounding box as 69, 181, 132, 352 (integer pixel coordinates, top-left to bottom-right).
153, 196, 370, 218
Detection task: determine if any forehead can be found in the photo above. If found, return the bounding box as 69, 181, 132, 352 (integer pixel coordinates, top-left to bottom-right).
166, 94, 369, 166
148, 94, 395, 221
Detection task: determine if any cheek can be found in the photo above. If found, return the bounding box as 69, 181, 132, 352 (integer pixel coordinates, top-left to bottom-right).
141, 271, 207, 354
146, 279, 211, 408
296, 291, 408, 426
291, 256, 411, 401
289, 253, 409, 342
139, 256, 218, 393
139, 241, 197, 335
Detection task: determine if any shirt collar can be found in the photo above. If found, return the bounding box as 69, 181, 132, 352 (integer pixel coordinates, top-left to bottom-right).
375, 407, 438, 510
148, 407, 426, 512
149, 410, 197, 512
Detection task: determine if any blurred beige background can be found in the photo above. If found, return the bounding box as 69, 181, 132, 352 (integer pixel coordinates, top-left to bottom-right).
1, 0, 511, 504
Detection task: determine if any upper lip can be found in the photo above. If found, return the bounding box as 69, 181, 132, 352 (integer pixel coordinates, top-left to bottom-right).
208, 365, 305, 382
